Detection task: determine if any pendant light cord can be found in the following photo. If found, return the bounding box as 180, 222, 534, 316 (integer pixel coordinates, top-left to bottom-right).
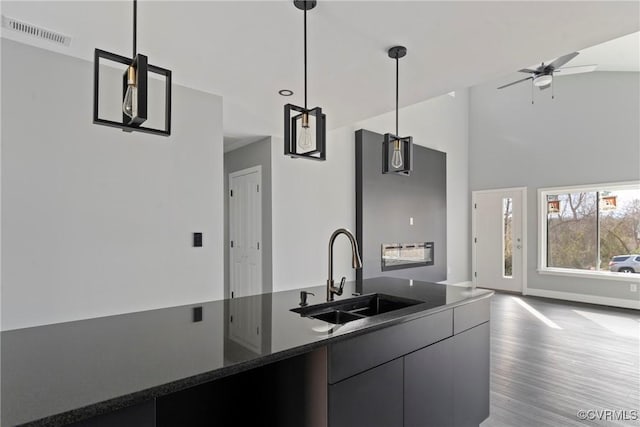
133, 0, 137, 57
395, 56, 399, 136
303, 7, 308, 110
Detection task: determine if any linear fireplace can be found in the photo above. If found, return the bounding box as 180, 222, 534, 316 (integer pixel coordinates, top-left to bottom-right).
381, 242, 434, 271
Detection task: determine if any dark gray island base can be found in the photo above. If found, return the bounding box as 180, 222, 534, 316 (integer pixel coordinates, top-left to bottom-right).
1, 277, 493, 427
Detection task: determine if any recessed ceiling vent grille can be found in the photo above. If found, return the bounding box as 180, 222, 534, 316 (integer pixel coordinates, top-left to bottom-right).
1, 15, 71, 46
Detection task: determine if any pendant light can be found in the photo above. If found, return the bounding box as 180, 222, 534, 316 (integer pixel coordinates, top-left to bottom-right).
284, 0, 326, 161
93, 0, 172, 136
383, 46, 412, 175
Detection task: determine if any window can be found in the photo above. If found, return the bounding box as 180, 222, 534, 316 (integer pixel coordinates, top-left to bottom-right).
503, 197, 513, 277
539, 182, 640, 277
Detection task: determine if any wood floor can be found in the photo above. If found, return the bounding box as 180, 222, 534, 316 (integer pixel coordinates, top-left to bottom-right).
481, 292, 640, 427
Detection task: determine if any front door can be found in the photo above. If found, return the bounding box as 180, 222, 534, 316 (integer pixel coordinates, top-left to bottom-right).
472, 188, 526, 292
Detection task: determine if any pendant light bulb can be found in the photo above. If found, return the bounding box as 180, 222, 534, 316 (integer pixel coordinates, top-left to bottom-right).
391, 140, 403, 168
298, 113, 313, 151
123, 66, 138, 118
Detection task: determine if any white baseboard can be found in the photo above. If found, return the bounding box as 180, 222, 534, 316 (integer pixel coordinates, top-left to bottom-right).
524, 288, 640, 310
438, 280, 473, 287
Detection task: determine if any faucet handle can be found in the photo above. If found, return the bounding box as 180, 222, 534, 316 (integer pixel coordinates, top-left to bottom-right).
336, 277, 346, 296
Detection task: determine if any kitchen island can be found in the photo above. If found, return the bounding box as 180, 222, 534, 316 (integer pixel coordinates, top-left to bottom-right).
1, 277, 493, 426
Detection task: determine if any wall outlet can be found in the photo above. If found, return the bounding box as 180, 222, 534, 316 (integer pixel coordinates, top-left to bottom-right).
193, 232, 203, 247
630, 283, 638, 293
409, 217, 414, 225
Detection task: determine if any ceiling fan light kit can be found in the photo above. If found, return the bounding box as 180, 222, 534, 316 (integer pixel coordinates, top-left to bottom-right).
382, 46, 413, 176
284, 0, 327, 161
533, 74, 553, 87
93, 0, 172, 136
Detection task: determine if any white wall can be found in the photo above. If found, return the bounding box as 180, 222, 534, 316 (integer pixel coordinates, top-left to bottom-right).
2, 39, 469, 329
1, 39, 224, 330
469, 71, 640, 302
272, 90, 470, 291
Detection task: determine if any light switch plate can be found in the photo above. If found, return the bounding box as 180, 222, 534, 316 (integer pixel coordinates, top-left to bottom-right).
193, 306, 203, 322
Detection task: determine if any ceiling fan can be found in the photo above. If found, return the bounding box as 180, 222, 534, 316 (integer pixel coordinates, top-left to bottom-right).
497, 52, 597, 99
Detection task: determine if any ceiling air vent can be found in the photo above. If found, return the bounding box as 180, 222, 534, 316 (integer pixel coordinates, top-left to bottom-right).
1, 15, 71, 46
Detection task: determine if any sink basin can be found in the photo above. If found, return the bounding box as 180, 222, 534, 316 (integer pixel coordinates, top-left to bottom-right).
292, 293, 423, 324
312, 310, 366, 324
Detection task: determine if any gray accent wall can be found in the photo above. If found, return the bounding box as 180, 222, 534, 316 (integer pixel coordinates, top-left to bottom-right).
469, 71, 640, 301
224, 138, 273, 297
356, 129, 447, 282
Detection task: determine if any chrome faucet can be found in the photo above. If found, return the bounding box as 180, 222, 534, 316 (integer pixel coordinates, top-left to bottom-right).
327, 228, 363, 301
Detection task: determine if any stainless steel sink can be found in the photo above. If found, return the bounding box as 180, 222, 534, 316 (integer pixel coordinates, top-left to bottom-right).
291, 293, 423, 325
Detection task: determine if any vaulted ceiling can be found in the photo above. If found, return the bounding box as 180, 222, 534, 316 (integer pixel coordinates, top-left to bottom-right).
2, 1, 638, 143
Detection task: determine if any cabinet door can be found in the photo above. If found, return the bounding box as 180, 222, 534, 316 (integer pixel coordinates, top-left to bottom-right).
329, 358, 403, 427
453, 322, 490, 427
328, 309, 452, 384
404, 338, 454, 427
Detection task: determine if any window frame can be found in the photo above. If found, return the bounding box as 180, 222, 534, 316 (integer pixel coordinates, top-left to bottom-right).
538, 181, 640, 281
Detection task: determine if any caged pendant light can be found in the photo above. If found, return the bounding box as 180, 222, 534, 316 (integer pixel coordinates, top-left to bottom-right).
284, 0, 326, 161
93, 0, 172, 136
382, 46, 412, 175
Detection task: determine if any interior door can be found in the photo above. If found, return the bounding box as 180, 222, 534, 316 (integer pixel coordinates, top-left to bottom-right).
228, 295, 262, 354
229, 166, 262, 299
472, 188, 525, 292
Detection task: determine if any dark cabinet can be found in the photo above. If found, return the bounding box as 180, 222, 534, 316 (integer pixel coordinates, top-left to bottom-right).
329, 358, 403, 427
328, 301, 490, 427
66, 301, 490, 427
404, 338, 454, 427
404, 322, 490, 427
68, 400, 156, 427
156, 351, 325, 427
328, 309, 452, 384
453, 322, 490, 427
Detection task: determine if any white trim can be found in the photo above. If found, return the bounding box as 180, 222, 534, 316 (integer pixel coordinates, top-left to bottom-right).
537, 187, 546, 272
537, 268, 640, 282
522, 189, 528, 295
471, 187, 527, 293
525, 288, 640, 310
438, 280, 473, 287
538, 180, 640, 274
472, 186, 528, 195
472, 192, 477, 288
229, 164, 262, 180
538, 180, 639, 194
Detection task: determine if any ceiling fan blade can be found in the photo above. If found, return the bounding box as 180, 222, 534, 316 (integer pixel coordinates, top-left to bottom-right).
547, 52, 579, 70
497, 76, 533, 89
555, 64, 598, 76
518, 68, 537, 74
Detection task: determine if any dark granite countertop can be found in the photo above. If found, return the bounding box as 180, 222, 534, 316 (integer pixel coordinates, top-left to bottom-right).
1, 277, 492, 426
